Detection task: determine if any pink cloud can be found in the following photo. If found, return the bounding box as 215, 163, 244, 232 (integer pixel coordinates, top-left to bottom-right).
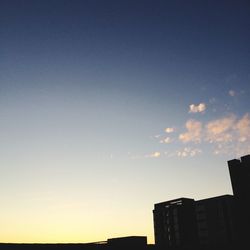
205, 115, 236, 143
235, 113, 250, 142
165, 127, 175, 133
189, 103, 206, 113
179, 119, 202, 143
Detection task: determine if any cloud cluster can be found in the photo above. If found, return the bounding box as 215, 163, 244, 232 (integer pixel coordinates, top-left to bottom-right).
236, 113, 250, 142
206, 115, 236, 143
178, 114, 250, 144
189, 103, 206, 113
146, 97, 249, 159
179, 120, 202, 143
149, 113, 250, 159
177, 113, 250, 156
206, 114, 250, 144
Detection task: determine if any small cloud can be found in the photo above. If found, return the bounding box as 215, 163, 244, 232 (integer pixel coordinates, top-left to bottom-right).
146, 151, 161, 158
179, 119, 202, 143
189, 103, 206, 113
208, 98, 217, 112
177, 147, 202, 157
229, 90, 236, 97
164, 151, 177, 158
209, 97, 216, 104
165, 127, 174, 133
160, 137, 172, 144
152, 151, 161, 158
153, 134, 162, 138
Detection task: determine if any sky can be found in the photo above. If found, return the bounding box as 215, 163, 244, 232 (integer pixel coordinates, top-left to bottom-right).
0, 0, 250, 244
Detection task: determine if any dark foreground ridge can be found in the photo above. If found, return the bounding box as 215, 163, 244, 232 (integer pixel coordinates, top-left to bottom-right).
0, 241, 240, 250
0, 236, 153, 250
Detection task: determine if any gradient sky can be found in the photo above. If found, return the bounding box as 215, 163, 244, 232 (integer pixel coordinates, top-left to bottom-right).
1, 0, 250, 244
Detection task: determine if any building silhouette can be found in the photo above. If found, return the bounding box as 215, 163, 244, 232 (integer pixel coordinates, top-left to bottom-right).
107, 236, 147, 250
153, 154, 250, 250
228, 154, 250, 203
153, 198, 197, 249
228, 154, 250, 249
153, 195, 235, 250
195, 195, 235, 249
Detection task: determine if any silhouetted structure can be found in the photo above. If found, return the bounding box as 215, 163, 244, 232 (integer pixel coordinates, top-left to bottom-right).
153, 198, 197, 249
228, 154, 250, 249
0, 236, 149, 250
153, 154, 250, 250
195, 195, 235, 249
153, 196, 235, 250
228, 154, 250, 203
107, 236, 147, 250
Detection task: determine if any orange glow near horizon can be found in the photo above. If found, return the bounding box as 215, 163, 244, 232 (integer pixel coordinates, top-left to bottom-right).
0, 197, 155, 244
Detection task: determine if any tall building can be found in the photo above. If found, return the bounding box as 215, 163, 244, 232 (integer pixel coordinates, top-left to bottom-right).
228, 154, 250, 201
153, 196, 235, 250
227, 154, 250, 248
195, 195, 235, 249
153, 198, 197, 249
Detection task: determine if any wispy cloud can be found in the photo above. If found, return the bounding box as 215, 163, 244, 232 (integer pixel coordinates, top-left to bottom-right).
165, 127, 175, 133
160, 137, 172, 144
205, 115, 236, 143
179, 120, 202, 143
196, 113, 250, 156
151, 113, 250, 158
145, 151, 161, 158
152, 134, 162, 139
146, 110, 250, 158
177, 147, 202, 157
228, 90, 236, 97
189, 103, 206, 113
204, 114, 250, 144
178, 113, 250, 147
209, 98, 216, 104
235, 113, 250, 142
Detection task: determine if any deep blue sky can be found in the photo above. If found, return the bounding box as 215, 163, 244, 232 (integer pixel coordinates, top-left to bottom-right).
1, 0, 250, 243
